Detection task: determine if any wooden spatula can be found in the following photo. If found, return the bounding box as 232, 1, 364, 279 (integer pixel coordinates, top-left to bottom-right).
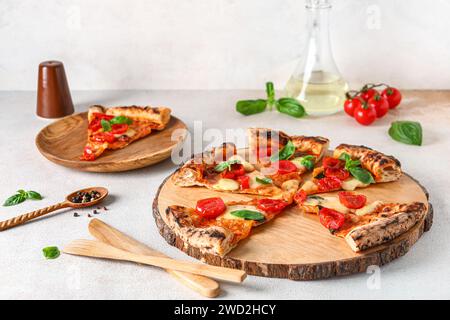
63, 239, 246, 283
88, 218, 220, 298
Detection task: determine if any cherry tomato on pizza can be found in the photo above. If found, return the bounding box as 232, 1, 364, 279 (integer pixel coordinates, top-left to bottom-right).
368, 94, 389, 118
195, 197, 226, 219
338, 191, 367, 209
325, 167, 350, 181
92, 132, 116, 143
221, 163, 246, 179
319, 208, 345, 231
82, 146, 96, 161
111, 124, 129, 135
236, 175, 250, 190
294, 190, 308, 204
256, 199, 289, 214
323, 157, 344, 170
381, 87, 402, 109
270, 160, 297, 175
317, 176, 342, 192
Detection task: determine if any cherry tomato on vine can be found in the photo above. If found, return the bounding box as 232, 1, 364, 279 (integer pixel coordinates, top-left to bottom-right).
381, 87, 402, 109
360, 88, 378, 102
354, 104, 377, 126
368, 94, 389, 118
344, 98, 363, 117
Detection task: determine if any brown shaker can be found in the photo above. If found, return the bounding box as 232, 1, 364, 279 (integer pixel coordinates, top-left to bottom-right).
36, 61, 74, 118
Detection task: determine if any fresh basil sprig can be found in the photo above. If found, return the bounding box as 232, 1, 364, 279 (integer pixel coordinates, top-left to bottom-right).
3, 190, 43, 207
276, 98, 307, 118
389, 121, 422, 146
339, 153, 374, 184
214, 159, 241, 172
270, 140, 295, 162
256, 177, 273, 185
230, 210, 265, 221
42, 246, 60, 260
300, 155, 316, 171
236, 82, 306, 118
101, 119, 112, 132
110, 116, 133, 125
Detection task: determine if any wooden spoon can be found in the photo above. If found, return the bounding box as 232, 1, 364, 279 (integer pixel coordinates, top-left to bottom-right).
63, 239, 247, 283
88, 218, 220, 297
0, 187, 108, 232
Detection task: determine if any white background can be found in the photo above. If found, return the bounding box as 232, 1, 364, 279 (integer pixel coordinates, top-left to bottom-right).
1, 0, 450, 91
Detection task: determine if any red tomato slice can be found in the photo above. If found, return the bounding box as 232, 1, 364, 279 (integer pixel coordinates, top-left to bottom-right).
82, 146, 96, 161
92, 132, 116, 143
111, 124, 129, 134
195, 197, 226, 219
322, 157, 343, 170
338, 191, 367, 209
319, 208, 345, 231
93, 113, 114, 121
221, 163, 245, 179
271, 160, 297, 175
236, 175, 250, 190
89, 119, 102, 131
317, 176, 342, 192
325, 168, 350, 181
294, 190, 307, 204
256, 199, 289, 214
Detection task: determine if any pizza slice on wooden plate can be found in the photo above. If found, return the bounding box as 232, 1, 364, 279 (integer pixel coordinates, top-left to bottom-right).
81, 105, 171, 161
165, 196, 292, 256
294, 190, 426, 252
299, 144, 402, 195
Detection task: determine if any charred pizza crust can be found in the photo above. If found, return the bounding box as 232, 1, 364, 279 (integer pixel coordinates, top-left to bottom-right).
333, 144, 402, 183
344, 202, 427, 252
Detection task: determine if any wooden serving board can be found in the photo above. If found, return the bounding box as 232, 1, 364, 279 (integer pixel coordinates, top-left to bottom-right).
153, 159, 433, 280
36, 112, 187, 172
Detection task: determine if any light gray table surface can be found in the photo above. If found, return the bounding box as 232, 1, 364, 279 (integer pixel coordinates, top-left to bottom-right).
0, 90, 449, 300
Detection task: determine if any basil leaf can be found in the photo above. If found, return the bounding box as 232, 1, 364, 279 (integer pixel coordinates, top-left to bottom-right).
339, 153, 360, 170
3, 193, 26, 206
389, 121, 422, 146
276, 98, 307, 118
230, 210, 265, 221
110, 116, 133, 125
348, 166, 375, 184
42, 246, 60, 260
236, 99, 267, 116
256, 177, 272, 185
214, 159, 241, 172
338, 153, 350, 162
26, 191, 42, 200
101, 119, 112, 132
270, 140, 295, 162
300, 155, 316, 171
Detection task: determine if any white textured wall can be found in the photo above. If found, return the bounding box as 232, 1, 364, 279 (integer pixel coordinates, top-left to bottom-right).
1, 0, 449, 90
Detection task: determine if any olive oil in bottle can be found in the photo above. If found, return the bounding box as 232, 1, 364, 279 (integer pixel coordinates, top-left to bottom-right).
284, 0, 348, 116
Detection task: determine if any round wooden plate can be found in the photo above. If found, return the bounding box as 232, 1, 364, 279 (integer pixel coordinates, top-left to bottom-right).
36, 112, 188, 172
152, 158, 433, 280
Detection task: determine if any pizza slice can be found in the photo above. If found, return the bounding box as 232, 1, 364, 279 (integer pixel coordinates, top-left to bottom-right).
294, 190, 426, 252
81, 105, 171, 161
165, 196, 292, 256
299, 144, 402, 195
